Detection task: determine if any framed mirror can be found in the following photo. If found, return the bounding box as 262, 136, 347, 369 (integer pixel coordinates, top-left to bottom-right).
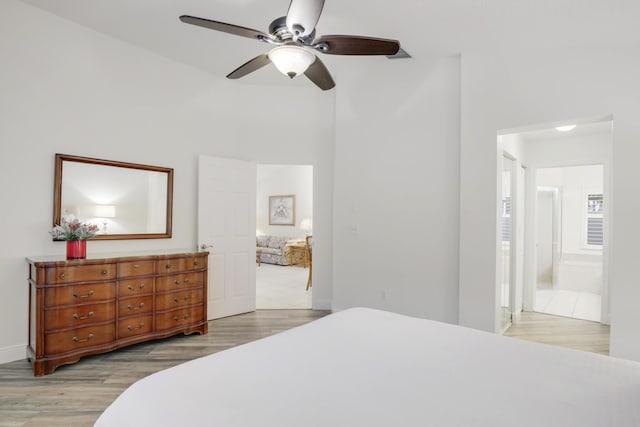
53, 154, 173, 240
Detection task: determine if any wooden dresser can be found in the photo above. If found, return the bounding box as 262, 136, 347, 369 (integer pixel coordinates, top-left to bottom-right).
26, 250, 208, 376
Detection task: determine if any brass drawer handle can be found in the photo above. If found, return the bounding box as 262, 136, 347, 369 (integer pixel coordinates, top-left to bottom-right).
165, 264, 172, 269
127, 283, 145, 291
174, 280, 182, 285
173, 314, 189, 322
73, 290, 94, 299
72, 311, 94, 320
133, 265, 139, 269
184, 279, 190, 284
194, 261, 199, 266
127, 322, 145, 331
174, 296, 190, 303
59, 273, 66, 279
101, 270, 108, 275
72, 333, 94, 343
127, 303, 145, 311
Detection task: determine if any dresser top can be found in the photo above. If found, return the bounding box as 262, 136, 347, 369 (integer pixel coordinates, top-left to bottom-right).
27, 248, 208, 266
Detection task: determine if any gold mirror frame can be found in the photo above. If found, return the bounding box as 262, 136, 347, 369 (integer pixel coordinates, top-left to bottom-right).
53, 154, 173, 240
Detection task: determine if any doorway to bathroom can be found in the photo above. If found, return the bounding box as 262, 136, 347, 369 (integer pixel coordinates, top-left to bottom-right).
534, 165, 604, 322
497, 117, 612, 328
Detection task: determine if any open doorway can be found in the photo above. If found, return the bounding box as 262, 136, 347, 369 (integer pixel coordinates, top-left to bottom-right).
534, 165, 604, 322
496, 117, 612, 331
256, 164, 313, 309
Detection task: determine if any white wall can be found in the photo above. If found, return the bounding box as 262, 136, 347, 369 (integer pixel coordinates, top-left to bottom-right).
0, 0, 335, 363
332, 55, 461, 323
524, 132, 610, 167
502, 134, 527, 163
256, 165, 313, 238
459, 47, 640, 361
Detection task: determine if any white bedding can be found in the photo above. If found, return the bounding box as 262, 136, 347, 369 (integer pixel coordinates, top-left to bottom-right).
95, 308, 640, 427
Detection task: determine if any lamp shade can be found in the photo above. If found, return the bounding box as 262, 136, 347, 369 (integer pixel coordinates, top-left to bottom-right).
300, 218, 313, 234
95, 205, 116, 218
268, 46, 316, 79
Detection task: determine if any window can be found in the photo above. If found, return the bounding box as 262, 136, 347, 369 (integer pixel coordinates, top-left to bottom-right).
502, 197, 511, 242
585, 194, 603, 247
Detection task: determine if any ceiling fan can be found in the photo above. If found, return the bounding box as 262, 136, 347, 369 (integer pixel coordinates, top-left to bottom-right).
180, 0, 401, 91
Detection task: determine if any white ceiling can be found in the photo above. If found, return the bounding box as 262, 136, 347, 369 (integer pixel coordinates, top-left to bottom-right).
517, 120, 612, 143
19, 0, 640, 86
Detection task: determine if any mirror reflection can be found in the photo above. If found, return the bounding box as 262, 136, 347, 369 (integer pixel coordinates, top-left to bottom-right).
54, 154, 173, 240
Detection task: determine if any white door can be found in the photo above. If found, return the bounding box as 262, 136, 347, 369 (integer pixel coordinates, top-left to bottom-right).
536, 190, 554, 288
198, 155, 256, 320
550, 188, 562, 289
500, 155, 514, 331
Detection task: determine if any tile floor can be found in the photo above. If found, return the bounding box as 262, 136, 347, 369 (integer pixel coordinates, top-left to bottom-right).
535, 287, 601, 323
256, 263, 312, 309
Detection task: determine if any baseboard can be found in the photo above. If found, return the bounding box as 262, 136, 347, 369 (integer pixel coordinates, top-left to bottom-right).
312, 299, 332, 311
0, 344, 25, 365
499, 322, 512, 335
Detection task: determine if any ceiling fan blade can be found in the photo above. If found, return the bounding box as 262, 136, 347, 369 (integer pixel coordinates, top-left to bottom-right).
304, 56, 335, 91
180, 15, 273, 42
314, 35, 400, 55
286, 0, 325, 38
226, 54, 272, 79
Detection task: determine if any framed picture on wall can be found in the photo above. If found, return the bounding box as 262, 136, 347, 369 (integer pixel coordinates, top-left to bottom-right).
269, 195, 296, 226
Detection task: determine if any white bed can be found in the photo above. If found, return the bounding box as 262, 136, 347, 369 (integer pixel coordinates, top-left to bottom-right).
95, 308, 640, 426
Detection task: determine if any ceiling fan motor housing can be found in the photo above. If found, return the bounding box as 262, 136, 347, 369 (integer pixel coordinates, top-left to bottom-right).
268, 16, 315, 44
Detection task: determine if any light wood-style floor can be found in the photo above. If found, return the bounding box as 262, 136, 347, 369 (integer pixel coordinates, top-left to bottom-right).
504, 311, 610, 355
0, 310, 330, 427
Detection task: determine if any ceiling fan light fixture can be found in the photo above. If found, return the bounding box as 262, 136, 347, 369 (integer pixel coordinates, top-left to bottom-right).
268, 45, 316, 78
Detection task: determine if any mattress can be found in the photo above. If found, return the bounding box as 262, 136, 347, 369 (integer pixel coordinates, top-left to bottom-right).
95, 308, 640, 426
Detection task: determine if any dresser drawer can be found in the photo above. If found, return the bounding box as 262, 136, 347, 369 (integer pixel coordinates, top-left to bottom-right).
156, 289, 204, 311
117, 260, 155, 278
156, 272, 204, 293
45, 323, 115, 356
156, 258, 188, 274
45, 264, 116, 285
191, 255, 206, 270
118, 278, 154, 297
156, 256, 206, 274
156, 305, 204, 331
45, 282, 116, 308
45, 301, 116, 331
118, 295, 153, 317
118, 315, 153, 339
